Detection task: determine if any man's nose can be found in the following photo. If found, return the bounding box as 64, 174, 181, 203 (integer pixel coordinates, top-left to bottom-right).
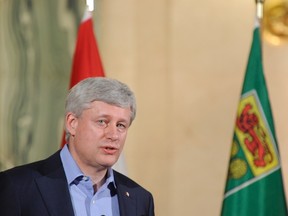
104, 124, 119, 140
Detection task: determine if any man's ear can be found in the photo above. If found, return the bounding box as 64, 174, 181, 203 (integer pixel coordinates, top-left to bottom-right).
65, 112, 78, 136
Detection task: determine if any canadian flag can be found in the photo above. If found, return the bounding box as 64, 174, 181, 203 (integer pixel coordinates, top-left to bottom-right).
69, 9, 105, 89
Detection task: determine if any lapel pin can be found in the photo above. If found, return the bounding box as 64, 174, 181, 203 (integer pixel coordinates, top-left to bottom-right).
125, 192, 130, 197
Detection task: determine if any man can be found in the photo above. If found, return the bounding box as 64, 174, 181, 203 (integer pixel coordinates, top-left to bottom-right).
0, 77, 155, 216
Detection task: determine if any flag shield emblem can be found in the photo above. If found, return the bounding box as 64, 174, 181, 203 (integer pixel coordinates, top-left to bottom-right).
235, 90, 279, 177
225, 90, 281, 194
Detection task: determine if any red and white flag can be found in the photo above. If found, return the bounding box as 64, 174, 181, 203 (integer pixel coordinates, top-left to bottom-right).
69, 9, 105, 88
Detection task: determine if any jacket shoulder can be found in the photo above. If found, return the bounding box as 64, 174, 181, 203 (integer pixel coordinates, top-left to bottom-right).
0, 150, 62, 182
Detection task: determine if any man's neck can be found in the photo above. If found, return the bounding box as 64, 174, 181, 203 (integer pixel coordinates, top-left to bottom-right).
85, 167, 108, 193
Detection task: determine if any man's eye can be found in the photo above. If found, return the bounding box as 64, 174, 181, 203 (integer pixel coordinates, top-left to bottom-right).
97, 120, 107, 126
117, 123, 127, 129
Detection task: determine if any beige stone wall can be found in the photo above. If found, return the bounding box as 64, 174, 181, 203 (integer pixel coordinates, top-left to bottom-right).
98, 0, 288, 215
1, 0, 288, 215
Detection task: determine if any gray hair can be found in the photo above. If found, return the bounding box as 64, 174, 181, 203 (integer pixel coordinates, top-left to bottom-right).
65, 77, 136, 141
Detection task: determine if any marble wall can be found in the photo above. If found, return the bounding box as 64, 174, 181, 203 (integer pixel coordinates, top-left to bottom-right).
0, 0, 83, 169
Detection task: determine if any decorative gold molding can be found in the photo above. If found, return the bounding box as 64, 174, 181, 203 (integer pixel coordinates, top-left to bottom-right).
263, 0, 288, 45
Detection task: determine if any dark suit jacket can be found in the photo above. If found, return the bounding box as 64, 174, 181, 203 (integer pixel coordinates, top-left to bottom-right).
0, 151, 154, 216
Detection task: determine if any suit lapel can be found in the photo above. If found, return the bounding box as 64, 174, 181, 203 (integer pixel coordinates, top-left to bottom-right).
117, 183, 137, 216
114, 171, 137, 216
35, 151, 75, 216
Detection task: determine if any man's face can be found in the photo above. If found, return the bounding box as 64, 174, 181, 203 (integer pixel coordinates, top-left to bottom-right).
66, 101, 131, 172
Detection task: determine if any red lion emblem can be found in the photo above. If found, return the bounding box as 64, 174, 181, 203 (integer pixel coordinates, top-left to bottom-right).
236, 103, 272, 167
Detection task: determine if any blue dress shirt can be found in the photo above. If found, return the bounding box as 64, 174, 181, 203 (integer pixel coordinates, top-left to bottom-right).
60, 144, 120, 216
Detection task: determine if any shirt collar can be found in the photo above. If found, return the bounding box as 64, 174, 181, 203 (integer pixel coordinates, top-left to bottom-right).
106, 167, 117, 189
60, 144, 83, 185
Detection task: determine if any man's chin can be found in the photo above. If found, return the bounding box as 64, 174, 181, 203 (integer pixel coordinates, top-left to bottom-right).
97, 152, 120, 165
100, 158, 119, 169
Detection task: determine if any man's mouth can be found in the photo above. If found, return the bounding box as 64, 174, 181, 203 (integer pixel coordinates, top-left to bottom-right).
102, 146, 118, 154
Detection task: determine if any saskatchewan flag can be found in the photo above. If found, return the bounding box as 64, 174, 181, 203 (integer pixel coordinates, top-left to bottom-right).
221, 22, 288, 215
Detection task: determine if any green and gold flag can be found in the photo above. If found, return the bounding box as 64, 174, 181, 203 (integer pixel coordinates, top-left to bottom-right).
221, 22, 288, 216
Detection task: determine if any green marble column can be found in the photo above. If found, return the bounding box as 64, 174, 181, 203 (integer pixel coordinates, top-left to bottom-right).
0, 0, 84, 170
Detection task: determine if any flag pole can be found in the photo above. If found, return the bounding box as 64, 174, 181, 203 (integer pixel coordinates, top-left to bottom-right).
255, 0, 264, 42
255, 0, 264, 20
86, 0, 94, 11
